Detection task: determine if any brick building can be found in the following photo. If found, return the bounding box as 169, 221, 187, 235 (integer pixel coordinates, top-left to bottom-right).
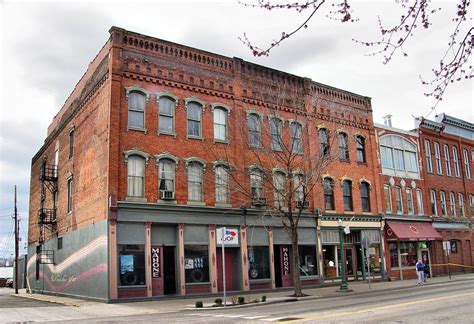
416, 114, 474, 276
27, 27, 384, 301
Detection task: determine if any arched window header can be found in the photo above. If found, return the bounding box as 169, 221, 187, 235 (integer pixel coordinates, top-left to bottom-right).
125, 85, 150, 102
154, 152, 179, 169
123, 148, 150, 166
213, 160, 232, 171
211, 103, 231, 114
185, 157, 207, 170
185, 96, 206, 111
380, 134, 417, 152
156, 91, 179, 104
272, 167, 288, 176
246, 109, 263, 119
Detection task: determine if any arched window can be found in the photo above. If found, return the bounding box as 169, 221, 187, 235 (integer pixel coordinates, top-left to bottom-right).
463, 149, 471, 179
158, 96, 176, 134
248, 113, 261, 147
213, 107, 228, 141
187, 162, 203, 202
127, 155, 145, 198
250, 168, 264, 204
187, 102, 203, 137
323, 178, 335, 210
270, 117, 283, 151
273, 171, 286, 208
158, 159, 176, 200
449, 191, 456, 216
128, 92, 146, 129
342, 180, 353, 211
338, 132, 349, 161
380, 135, 419, 175
356, 136, 366, 163
360, 182, 370, 212
452, 146, 460, 177
430, 189, 437, 216
215, 165, 229, 204
319, 128, 330, 157
440, 191, 447, 216
290, 121, 303, 154
458, 193, 465, 216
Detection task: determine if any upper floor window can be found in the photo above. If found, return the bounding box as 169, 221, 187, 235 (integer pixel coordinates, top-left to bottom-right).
395, 186, 403, 214
290, 122, 303, 154
430, 189, 438, 216
69, 128, 74, 159
293, 174, 304, 203
67, 176, 73, 213
158, 159, 176, 200
458, 193, 465, 217
384, 185, 392, 213
434, 142, 442, 174
270, 118, 283, 151
444, 144, 452, 176
338, 132, 349, 161
440, 191, 447, 216
416, 188, 424, 215
452, 146, 460, 177
248, 113, 261, 147
273, 171, 286, 208
380, 135, 418, 173
187, 162, 204, 202
342, 180, 353, 211
187, 102, 203, 138
213, 107, 228, 142
356, 136, 366, 163
424, 140, 433, 173
158, 96, 176, 134
127, 155, 145, 198
406, 188, 414, 215
128, 91, 146, 129
360, 182, 370, 212
449, 191, 456, 216
250, 168, 264, 202
323, 178, 335, 210
215, 165, 229, 204
319, 128, 330, 158
463, 149, 471, 179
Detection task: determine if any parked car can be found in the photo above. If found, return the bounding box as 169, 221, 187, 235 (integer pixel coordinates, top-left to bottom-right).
5, 278, 13, 288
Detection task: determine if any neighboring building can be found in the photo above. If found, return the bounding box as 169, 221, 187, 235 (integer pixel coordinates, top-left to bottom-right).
417, 114, 474, 276
375, 119, 442, 280
27, 26, 382, 301
0, 267, 13, 287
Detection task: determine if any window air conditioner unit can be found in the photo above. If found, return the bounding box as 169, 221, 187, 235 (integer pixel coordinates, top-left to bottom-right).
296, 200, 309, 209
160, 190, 175, 200
252, 197, 267, 206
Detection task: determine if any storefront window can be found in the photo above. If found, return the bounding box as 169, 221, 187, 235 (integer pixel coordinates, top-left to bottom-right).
119, 245, 146, 286
389, 243, 398, 269
248, 246, 270, 280
299, 246, 317, 276
368, 246, 381, 274
184, 245, 209, 283
399, 242, 417, 267
322, 245, 337, 277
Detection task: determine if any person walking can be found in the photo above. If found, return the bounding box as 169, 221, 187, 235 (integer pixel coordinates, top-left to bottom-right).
416, 259, 425, 285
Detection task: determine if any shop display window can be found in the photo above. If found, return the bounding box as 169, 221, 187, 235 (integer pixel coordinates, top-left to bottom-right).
322, 246, 337, 277
399, 242, 417, 267
248, 246, 270, 279
389, 243, 398, 269
299, 245, 318, 276
184, 245, 209, 283
119, 245, 146, 286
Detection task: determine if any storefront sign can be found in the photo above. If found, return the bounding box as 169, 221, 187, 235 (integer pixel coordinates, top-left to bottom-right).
151, 247, 161, 278
217, 227, 239, 246
282, 247, 290, 275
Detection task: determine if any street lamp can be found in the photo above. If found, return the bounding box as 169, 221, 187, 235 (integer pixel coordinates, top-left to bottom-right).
337, 219, 351, 292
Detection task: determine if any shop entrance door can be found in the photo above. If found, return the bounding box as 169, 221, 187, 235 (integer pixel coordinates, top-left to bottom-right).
421, 249, 431, 278
216, 247, 238, 291
338, 246, 356, 281
163, 246, 176, 295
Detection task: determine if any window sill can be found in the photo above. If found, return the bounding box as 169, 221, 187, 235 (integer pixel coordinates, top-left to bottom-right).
324, 210, 337, 214
128, 127, 148, 134
158, 131, 177, 138
343, 211, 355, 215
185, 282, 211, 286
362, 212, 372, 215
187, 201, 206, 206
187, 135, 203, 141
157, 199, 177, 204
249, 278, 271, 283
249, 144, 263, 149
125, 197, 147, 203
301, 275, 320, 280
357, 161, 368, 166
214, 139, 229, 144
215, 202, 232, 208
118, 285, 147, 289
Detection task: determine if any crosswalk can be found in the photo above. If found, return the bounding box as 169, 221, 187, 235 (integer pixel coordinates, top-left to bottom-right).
187, 311, 290, 322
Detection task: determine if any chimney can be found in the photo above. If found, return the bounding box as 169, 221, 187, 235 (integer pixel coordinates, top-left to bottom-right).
383, 114, 392, 127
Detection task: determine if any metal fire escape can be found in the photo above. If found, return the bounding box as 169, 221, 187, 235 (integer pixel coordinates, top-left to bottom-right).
38, 160, 58, 255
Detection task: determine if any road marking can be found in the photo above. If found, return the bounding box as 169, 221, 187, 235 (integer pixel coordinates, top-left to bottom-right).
243, 315, 267, 319
283, 291, 474, 323
261, 317, 286, 322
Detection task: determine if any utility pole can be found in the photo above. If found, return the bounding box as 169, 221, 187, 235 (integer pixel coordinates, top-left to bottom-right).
14, 185, 19, 294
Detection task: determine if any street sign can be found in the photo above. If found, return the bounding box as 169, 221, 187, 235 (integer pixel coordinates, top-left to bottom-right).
217, 228, 239, 246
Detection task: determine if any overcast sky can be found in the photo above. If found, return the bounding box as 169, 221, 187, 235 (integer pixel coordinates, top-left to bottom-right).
0, 0, 472, 257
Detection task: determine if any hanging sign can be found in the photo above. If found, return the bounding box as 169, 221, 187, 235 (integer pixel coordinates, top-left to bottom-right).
282, 247, 290, 275
217, 227, 239, 246
151, 247, 161, 278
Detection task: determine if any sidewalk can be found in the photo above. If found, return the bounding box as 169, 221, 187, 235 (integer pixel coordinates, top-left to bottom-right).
3, 273, 474, 323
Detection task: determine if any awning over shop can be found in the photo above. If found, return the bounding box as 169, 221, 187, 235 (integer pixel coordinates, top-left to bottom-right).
386, 221, 442, 241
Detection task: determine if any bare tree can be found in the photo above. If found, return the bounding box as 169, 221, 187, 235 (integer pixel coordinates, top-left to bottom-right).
208, 84, 345, 296
239, 0, 472, 112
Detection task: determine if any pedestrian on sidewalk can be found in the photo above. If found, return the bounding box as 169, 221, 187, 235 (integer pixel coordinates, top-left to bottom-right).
416, 259, 425, 285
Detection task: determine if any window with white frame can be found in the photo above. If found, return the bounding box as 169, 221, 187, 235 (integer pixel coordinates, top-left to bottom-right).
215, 165, 229, 204
248, 113, 261, 147
444, 144, 452, 176
449, 192, 456, 216
406, 188, 414, 215
384, 185, 392, 213
342, 180, 353, 211
360, 182, 370, 212
416, 189, 424, 215
338, 132, 349, 161
440, 191, 447, 216
187, 102, 203, 137
128, 91, 146, 129
187, 162, 203, 202
213, 107, 227, 142
430, 189, 438, 216
453, 146, 460, 177
380, 135, 418, 174
319, 128, 330, 157
273, 171, 286, 208
395, 186, 403, 214
158, 96, 175, 134
158, 159, 175, 199
458, 193, 465, 216
294, 173, 304, 204
67, 177, 73, 213
356, 136, 366, 163
323, 178, 335, 210
463, 149, 471, 179
250, 168, 264, 201
434, 142, 442, 174
290, 122, 303, 154
127, 155, 145, 198
424, 140, 433, 173
270, 117, 283, 151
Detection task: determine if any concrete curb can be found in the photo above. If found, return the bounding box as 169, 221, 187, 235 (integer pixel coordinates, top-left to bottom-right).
12, 293, 81, 307
185, 297, 300, 311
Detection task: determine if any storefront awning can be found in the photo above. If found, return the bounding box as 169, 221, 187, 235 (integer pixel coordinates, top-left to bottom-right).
386, 221, 442, 241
